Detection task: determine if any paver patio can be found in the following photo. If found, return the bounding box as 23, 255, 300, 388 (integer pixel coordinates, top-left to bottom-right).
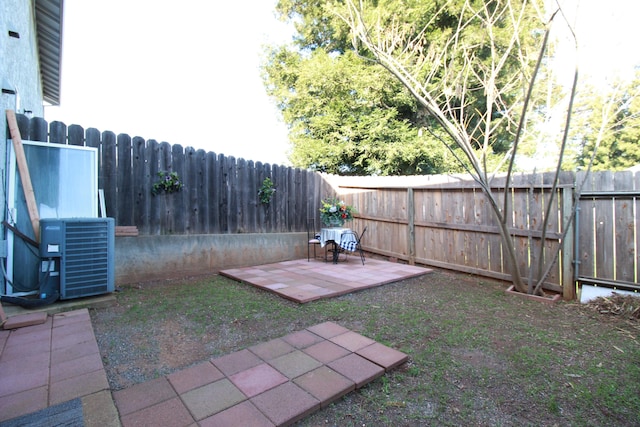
221, 258, 432, 303
1, 308, 408, 426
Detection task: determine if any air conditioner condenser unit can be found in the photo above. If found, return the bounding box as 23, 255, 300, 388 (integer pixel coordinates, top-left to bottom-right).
40, 218, 115, 300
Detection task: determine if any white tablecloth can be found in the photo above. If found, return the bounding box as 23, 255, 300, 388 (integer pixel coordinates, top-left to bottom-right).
320, 228, 356, 247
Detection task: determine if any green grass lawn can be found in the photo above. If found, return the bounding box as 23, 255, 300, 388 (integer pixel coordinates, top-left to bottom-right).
91, 270, 640, 426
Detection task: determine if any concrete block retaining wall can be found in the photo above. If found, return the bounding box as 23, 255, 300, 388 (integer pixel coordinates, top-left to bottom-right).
115, 233, 306, 285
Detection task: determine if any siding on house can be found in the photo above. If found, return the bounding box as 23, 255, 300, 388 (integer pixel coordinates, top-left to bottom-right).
1, 0, 63, 293
1, 0, 45, 117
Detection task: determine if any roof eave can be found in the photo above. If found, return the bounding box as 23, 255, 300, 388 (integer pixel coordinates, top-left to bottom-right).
36, 0, 64, 106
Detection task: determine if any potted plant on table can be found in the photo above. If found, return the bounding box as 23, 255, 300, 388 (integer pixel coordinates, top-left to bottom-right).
320, 198, 355, 227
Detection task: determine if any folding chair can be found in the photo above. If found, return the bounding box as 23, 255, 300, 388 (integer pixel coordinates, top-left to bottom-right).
339, 226, 367, 265
306, 218, 324, 261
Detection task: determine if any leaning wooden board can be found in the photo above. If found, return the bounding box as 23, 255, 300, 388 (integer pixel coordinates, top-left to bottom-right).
5, 109, 40, 242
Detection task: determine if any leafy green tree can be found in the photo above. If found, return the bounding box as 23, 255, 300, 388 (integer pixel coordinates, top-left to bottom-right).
570, 75, 640, 171
263, 0, 525, 175
263, 47, 461, 174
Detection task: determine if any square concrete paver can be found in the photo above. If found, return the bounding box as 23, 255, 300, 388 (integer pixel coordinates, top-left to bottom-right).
250, 382, 320, 426
357, 342, 409, 371
199, 401, 275, 427
229, 363, 289, 397
113, 377, 177, 417
302, 339, 352, 364
330, 331, 376, 352
0, 387, 48, 423
294, 366, 355, 407
328, 353, 386, 388
248, 338, 295, 361
306, 321, 350, 339
282, 330, 325, 349
50, 352, 104, 383
120, 396, 194, 427
268, 350, 323, 379
49, 368, 109, 406
167, 361, 225, 394
180, 378, 247, 421
211, 349, 262, 376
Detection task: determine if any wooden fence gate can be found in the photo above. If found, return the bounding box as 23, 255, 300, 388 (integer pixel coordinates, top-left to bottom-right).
575, 170, 640, 292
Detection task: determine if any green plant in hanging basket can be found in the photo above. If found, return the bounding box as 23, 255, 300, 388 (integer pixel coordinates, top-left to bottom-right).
152, 171, 183, 195
258, 177, 276, 204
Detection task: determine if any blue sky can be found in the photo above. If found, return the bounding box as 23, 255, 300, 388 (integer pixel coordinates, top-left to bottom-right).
45, 0, 294, 165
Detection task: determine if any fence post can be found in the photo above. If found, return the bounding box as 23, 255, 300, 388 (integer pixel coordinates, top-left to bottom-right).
562, 186, 576, 300
408, 187, 415, 265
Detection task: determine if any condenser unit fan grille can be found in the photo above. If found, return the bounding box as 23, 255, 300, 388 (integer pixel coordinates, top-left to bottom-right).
62, 222, 111, 299
40, 218, 115, 300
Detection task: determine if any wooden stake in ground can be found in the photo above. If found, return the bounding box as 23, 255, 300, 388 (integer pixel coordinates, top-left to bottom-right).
5, 109, 40, 242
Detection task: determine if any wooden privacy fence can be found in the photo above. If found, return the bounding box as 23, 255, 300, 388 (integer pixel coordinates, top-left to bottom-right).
333, 171, 632, 295
10, 115, 640, 296
576, 170, 640, 292
11, 115, 333, 235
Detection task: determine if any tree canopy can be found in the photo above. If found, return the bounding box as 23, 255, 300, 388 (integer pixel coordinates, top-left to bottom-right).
263, 0, 544, 175
569, 74, 640, 171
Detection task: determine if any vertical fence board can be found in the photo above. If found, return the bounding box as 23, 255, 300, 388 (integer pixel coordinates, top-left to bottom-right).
636, 173, 640, 283
614, 172, 635, 281
184, 147, 198, 233
246, 160, 257, 233
255, 162, 267, 232
49, 121, 66, 144
29, 117, 48, 141
218, 154, 228, 233
594, 172, 615, 279
206, 151, 219, 234
237, 158, 249, 233
577, 171, 595, 278
67, 125, 84, 146
147, 140, 161, 235
226, 157, 238, 233
102, 131, 117, 218
116, 134, 133, 226
171, 144, 186, 234
474, 189, 490, 270
132, 137, 149, 234
195, 149, 208, 234
16, 114, 30, 139
274, 164, 285, 231
85, 129, 102, 203
156, 142, 171, 233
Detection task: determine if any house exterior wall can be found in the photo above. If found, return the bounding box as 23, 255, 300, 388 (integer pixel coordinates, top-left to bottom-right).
1, 0, 45, 117
1, 0, 47, 288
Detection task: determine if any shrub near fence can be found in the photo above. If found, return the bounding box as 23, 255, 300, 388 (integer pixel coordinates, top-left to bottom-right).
13, 115, 333, 235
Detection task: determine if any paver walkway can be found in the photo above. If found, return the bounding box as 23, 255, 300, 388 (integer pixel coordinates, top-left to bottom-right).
1, 307, 408, 426
221, 258, 432, 303
113, 321, 408, 426
0, 309, 118, 426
